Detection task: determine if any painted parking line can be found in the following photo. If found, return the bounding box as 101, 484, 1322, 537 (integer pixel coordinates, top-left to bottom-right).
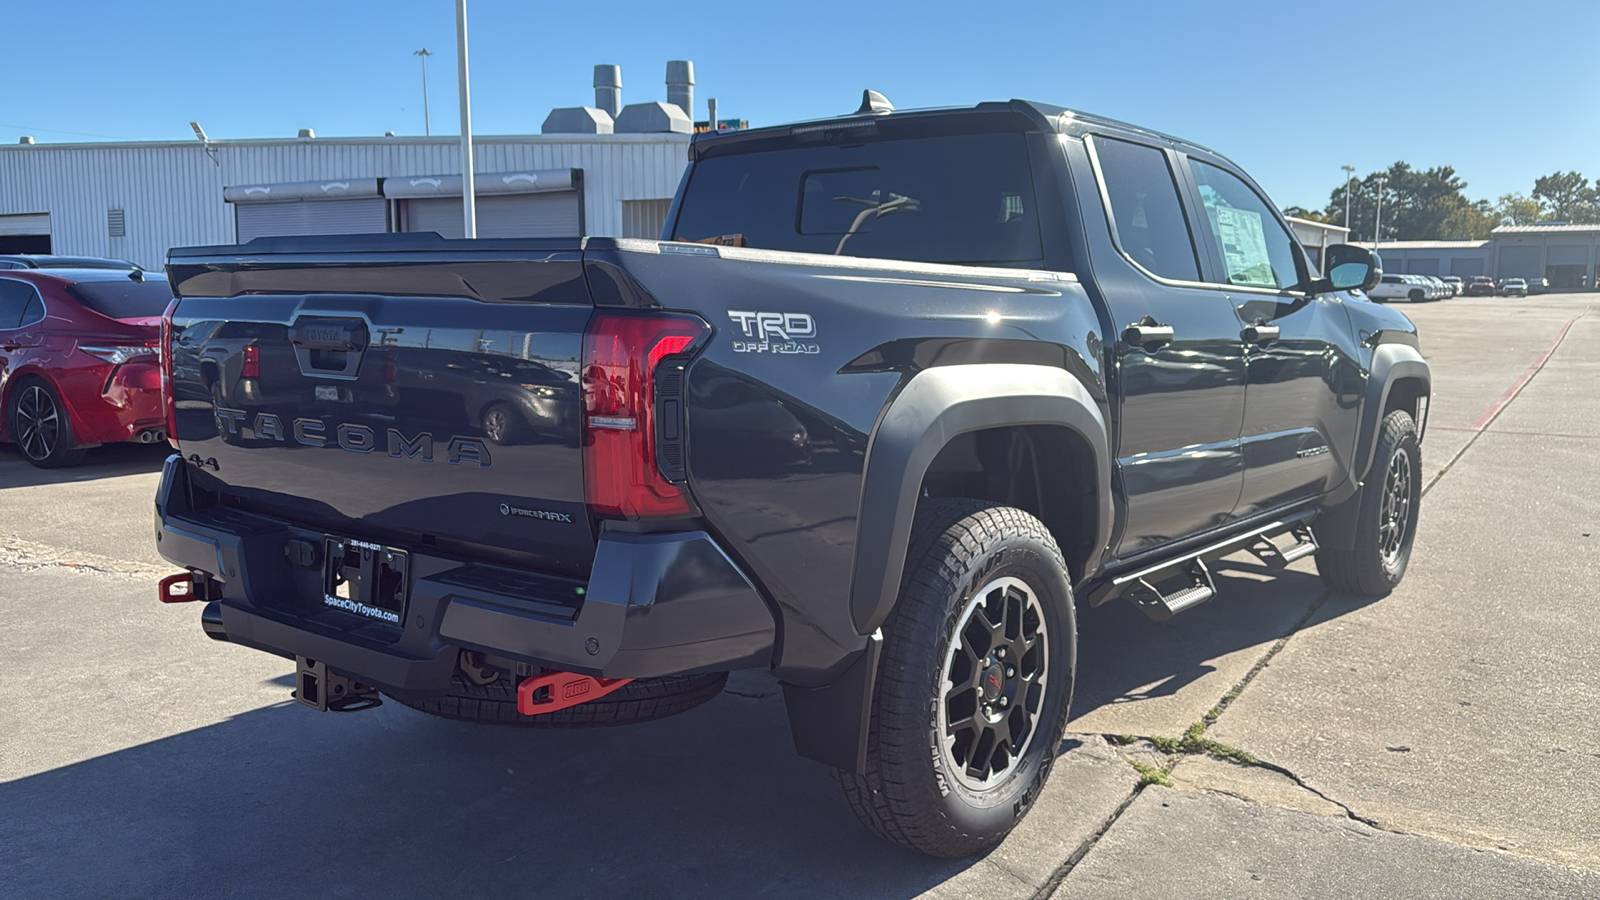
1466, 312, 1583, 432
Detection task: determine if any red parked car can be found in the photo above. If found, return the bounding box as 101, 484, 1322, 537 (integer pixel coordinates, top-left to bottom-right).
0, 268, 172, 467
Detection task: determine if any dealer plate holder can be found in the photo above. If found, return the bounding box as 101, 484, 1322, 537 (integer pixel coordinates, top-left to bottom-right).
322, 538, 410, 626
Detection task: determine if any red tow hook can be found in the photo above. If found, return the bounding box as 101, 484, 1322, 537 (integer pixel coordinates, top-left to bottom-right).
517, 671, 633, 716
158, 572, 197, 603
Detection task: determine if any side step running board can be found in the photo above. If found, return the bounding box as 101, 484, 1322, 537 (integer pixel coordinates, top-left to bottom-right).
1129, 558, 1216, 622
1086, 513, 1318, 622
1247, 524, 1319, 569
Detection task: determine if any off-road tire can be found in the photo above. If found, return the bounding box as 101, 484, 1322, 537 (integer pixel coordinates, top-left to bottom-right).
1315, 409, 1421, 595
7, 378, 86, 468
391, 665, 727, 727
835, 499, 1076, 858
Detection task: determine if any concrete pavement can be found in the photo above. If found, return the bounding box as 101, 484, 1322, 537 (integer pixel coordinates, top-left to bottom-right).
1, 292, 1596, 897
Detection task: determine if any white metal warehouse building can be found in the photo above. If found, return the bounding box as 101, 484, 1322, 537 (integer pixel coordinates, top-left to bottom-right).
0, 133, 690, 271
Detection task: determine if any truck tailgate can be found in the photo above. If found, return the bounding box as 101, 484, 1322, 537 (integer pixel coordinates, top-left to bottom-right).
165, 238, 595, 577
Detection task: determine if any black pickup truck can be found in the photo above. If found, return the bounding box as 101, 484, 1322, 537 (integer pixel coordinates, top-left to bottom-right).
155, 95, 1429, 857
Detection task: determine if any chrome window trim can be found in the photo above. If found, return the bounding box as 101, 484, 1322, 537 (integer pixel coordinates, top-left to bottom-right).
1085, 134, 1309, 301
1084, 134, 1219, 293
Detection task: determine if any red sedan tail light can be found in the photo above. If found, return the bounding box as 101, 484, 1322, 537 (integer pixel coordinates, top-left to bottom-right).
581, 312, 709, 519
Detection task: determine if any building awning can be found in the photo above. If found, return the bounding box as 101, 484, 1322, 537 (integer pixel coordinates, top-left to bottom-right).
381, 169, 577, 199
223, 178, 382, 204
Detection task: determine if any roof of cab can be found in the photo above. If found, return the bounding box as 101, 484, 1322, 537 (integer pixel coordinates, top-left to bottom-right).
689, 97, 1218, 159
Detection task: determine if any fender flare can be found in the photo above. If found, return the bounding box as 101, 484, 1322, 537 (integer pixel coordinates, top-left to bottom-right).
1353, 343, 1431, 483
848, 363, 1112, 636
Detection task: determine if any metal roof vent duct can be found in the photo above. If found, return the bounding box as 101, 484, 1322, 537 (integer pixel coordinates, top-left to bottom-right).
614, 102, 692, 134
666, 60, 694, 120
18, 136, 34, 145
542, 107, 614, 134
297, 128, 316, 140
594, 64, 622, 118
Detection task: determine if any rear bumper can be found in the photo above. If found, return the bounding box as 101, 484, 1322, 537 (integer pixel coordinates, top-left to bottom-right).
154, 456, 775, 694
59, 361, 165, 445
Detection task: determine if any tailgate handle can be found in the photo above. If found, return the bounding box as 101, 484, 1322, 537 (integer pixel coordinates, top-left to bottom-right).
289, 317, 368, 378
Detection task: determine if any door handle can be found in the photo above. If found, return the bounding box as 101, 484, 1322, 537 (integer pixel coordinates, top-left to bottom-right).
1241, 323, 1281, 345
1123, 319, 1175, 349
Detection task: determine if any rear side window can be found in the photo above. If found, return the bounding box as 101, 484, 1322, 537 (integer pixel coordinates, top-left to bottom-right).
0, 280, 36, 328
66, 278, 174, 320
1092, 137, 1201, 282
672, 133, 1044, 265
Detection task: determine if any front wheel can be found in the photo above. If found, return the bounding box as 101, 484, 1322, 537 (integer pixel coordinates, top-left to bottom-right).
8, 379, 86, 468
836, 500, 1076, 858
1409, 289, 1425, 302
1314, 409, 1421, 594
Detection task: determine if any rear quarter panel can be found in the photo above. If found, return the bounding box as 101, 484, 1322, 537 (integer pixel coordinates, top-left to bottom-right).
596, 244, 1106, 680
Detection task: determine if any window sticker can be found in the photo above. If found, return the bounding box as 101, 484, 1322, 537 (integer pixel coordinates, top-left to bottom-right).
1208, 203, 1276, 288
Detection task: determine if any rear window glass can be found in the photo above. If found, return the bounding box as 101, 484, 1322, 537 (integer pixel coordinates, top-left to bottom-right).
671, 133, 1044, 265
66, 278, 174, 319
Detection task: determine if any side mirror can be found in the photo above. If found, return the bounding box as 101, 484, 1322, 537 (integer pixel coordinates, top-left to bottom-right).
1309, 244, 1381, 294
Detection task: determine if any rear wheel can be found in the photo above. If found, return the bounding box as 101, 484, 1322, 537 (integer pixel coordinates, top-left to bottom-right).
8, 379, 86, 468
391, 652, 727, 726
836, 499, 1075, 858
1315, 409, 1421, 595
1408, 289, 1425, 302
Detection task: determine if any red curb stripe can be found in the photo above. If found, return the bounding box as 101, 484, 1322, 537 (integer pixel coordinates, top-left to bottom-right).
1468, 314, 1581, 432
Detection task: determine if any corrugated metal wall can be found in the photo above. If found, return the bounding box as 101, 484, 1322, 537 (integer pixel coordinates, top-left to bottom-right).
0, 134, 689, 270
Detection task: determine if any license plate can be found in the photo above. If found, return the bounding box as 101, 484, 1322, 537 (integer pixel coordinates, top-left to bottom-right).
322, 538, 409, 625
315, 385, 340, 401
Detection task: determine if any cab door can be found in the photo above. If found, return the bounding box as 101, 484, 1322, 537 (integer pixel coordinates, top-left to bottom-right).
1178, 155, 1362, 517
1078, 134, 1248, 559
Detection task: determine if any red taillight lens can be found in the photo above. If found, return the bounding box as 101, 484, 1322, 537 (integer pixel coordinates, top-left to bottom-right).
581, 312, 709, 519
160, 299, 179, 449
241, 343, 260, 378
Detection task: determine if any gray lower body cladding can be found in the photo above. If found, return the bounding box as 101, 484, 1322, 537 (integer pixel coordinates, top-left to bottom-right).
154, 456, 775, 692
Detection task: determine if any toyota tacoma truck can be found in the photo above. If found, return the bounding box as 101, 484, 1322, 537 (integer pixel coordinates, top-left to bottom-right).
155, 94, 1429, 858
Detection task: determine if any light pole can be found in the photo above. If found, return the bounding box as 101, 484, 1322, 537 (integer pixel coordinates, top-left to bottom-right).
413, 49, 433, 136
1372, 172, 1387, 258
1341, 165, 1356, 229
455, 0, 476, 238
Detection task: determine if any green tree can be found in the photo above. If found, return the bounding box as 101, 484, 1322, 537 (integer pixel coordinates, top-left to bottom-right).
1283, 206, 1334, 224
1494, 193, 1543, 226
1531, 171, 1600, 223
1324, 162, 1475, 241
1438, 201, 1494, 240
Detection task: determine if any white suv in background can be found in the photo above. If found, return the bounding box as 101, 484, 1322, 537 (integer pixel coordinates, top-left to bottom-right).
1368, 274, 1439, 303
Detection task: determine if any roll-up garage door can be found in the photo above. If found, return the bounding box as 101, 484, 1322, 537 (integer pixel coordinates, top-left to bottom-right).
235, 199, 389, 242
405, 193, 581, 239
1498, 246, 1541, 278
225, 178, 387, 242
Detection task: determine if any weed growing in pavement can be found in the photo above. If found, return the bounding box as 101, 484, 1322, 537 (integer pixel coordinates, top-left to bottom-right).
1129, 760, 1173, 787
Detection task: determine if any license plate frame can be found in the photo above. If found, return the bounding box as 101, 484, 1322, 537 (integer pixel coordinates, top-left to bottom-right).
322, 538, 410, 626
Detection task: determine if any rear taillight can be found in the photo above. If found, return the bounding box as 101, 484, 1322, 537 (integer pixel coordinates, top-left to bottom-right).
241, 343, 260, 378
160, 299, 179, 449
581, 312, 709, 519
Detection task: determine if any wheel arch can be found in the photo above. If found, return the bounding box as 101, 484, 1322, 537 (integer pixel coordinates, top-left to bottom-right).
1, 367, 75, 441
1354, 343, 1430, 484
848, 364, 1111, 637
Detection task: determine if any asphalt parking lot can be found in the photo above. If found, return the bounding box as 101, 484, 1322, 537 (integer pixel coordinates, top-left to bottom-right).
2, 292, 1597, 899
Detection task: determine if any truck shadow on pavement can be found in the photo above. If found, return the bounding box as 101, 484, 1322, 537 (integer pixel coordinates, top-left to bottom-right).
2, 562, 1371, 899
0, 442, 169, 489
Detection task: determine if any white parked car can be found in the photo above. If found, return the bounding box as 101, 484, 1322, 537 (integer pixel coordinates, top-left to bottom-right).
1367, 274, 1438, 303
1441, 275, 1464, 296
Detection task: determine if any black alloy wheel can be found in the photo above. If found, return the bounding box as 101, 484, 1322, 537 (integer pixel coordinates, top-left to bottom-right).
9, 381, 85, 468
1378, 449, 1414, 569
939, 576, 1049, 790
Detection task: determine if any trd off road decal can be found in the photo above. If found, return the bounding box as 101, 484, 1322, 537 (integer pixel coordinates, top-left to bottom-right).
727, 310, 819, 355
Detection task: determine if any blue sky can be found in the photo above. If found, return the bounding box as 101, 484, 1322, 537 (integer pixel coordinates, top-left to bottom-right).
4, 0, 1596, 210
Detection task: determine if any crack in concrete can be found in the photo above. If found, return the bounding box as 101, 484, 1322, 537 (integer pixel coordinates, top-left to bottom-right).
0, 535, 164, 580
1025, 783, 1148, 900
